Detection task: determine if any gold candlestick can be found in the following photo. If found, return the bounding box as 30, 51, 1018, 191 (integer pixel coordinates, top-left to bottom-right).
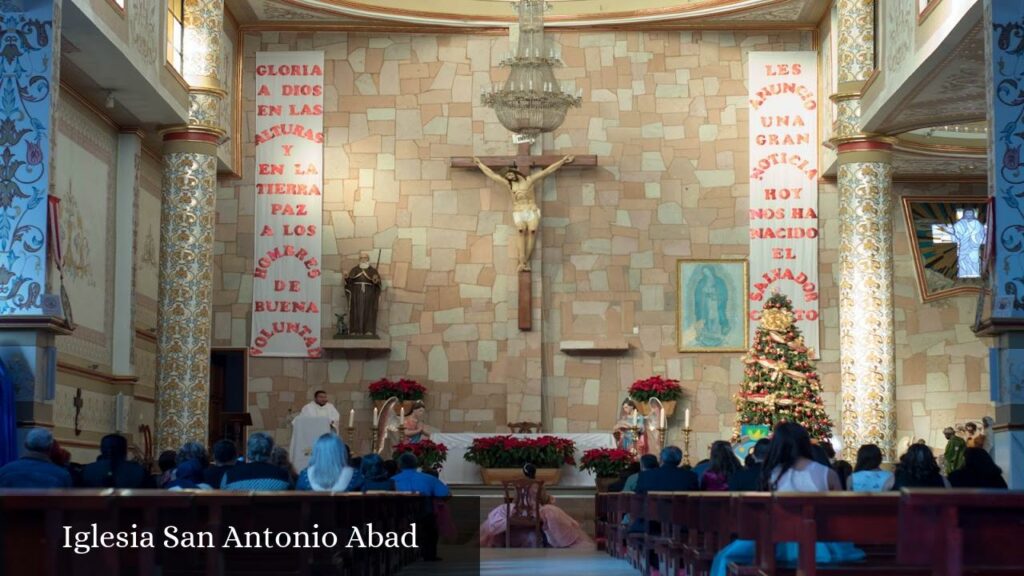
682, 427, 693, 467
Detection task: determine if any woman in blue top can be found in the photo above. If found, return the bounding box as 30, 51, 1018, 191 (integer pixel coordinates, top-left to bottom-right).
359, 453, 395, 491
847, 444, 894, 492
296, 433, 363, 491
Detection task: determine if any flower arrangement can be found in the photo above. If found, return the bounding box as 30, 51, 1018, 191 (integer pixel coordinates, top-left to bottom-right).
578, 448, 635, 478
463, 435, 577, 469
367, 378, 427, 401
392, 439, 448, 471
628, 375, 683, 402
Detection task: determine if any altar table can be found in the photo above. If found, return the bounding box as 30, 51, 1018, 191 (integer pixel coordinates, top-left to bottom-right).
432, 432, 616, 486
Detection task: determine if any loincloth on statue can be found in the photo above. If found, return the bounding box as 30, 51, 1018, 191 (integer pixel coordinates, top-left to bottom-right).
512, 206, 541, 227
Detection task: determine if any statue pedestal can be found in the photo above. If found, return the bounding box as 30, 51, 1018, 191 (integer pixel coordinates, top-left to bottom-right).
321, 336, 391, 355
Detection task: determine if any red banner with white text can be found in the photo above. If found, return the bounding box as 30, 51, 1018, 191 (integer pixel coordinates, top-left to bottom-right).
250, 51, 324, 358
747, 52, 819, 354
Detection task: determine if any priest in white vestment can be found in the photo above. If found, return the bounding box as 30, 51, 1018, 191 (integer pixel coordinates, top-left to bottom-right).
300, 390, 340, 430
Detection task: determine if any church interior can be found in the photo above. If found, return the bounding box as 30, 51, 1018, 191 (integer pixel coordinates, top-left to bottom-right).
1, 0, 1022, 574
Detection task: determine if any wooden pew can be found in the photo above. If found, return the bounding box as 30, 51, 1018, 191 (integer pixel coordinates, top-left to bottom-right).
898, 489, 1024, 576
743, 493, 904, 576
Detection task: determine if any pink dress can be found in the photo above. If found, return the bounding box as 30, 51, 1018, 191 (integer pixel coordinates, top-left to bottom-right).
479, 484, 592, 549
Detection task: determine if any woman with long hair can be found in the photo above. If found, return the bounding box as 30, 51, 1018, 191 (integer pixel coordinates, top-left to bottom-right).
296, 433, 362, 491
848, 444, 894, 492
711, 423, 863, 576
478, 463, 592, 549
893, 443, 947, 488
947, 447, 1006, 489
82, 434, 150, 488
701, 440, 741, 491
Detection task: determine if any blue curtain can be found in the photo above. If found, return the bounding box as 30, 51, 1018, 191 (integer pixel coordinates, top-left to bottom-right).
0, 360, 16, 467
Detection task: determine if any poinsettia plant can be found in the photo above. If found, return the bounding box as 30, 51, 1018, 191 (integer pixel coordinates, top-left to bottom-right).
392, 439, 448, 471
367, 378, 426, 401
463, 435, 577, 469
578, 448, 635, 478
628, 375, 683, 402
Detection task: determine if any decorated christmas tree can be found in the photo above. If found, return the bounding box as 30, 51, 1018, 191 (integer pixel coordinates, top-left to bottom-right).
734, 293, 833, 441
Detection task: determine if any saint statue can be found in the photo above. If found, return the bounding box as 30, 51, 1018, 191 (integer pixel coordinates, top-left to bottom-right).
694, 265, 730, 346
613, 399, 647, 455
472, 155, 574, 271
938, 208, 986, 278
344, 253, 382, 337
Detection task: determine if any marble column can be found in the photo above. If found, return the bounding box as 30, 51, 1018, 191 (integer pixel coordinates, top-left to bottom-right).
154, 0, 225, 453
830, 0, 897, 460
979, 0, 1024, 488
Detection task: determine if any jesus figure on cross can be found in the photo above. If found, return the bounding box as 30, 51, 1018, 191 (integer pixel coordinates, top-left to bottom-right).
473, 154, 574, 271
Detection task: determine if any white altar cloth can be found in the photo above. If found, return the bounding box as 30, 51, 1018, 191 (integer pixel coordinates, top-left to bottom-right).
432, 432, 616, 486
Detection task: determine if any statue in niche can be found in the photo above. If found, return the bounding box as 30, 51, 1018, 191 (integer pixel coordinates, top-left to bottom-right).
344, 252, 382, 337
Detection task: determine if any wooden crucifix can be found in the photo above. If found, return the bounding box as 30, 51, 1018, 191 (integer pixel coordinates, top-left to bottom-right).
452, 143, 597, 330
73, 387, 83, 436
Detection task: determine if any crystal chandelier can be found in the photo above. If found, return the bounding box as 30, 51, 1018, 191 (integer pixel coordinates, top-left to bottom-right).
481, 0, 582, 141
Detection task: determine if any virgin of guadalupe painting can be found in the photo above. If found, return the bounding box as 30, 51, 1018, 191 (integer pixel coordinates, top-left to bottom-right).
901, 196, 988, 303
677, 259, 748, 352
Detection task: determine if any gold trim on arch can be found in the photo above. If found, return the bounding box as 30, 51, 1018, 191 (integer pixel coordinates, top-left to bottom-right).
278, 0, 798, 25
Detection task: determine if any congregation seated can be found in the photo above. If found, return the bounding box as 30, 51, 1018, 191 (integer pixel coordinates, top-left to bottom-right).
202, 439, 237, 488
728, 437, 769, 491
848, 443, 894, 492
710, 422, 862, 576
166, 458, 211, 490
479, 462, 591, 549
296, 433, 362, 491
893, 443, 948, 489
0, 428, 72, 488
636, 446, 697, 494
270, 445, 298, 485
82, 434, 153, 489
359, 453, 396, 491
392, 453, 450, 561
701, 440, 741, 491
948, 447, 1008, 489
155, 450, 176, 488
221, 432, 291, 490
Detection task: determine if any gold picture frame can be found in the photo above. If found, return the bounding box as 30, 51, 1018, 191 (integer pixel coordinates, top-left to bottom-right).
677, 258, 749, 353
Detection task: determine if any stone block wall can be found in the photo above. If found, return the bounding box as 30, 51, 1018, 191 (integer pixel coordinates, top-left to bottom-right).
214, 28, 989, 456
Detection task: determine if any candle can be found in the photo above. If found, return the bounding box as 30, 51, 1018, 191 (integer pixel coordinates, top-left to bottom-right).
684, 408, 691, 429
400, 406, 405, 421
348, 408, 355, 428
373, 407, 379, 423
659, 408, 666, 430
632, 412, 638, 427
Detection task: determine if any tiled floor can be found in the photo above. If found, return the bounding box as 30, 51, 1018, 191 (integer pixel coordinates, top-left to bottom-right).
398, 547, 639, 576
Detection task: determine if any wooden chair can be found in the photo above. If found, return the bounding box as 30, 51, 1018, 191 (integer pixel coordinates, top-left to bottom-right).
501, 479, 545, 548
507, 422, 542, 433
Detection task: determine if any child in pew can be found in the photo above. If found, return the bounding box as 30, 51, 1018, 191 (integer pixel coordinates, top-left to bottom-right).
710, 423, 865, 576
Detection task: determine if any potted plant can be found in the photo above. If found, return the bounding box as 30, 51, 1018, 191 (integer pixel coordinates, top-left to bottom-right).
368, 378, 427, 414
628, 375, 683, 417
579, 448, 635, 492
463, 435, 577, 485
392, 439, 448, 472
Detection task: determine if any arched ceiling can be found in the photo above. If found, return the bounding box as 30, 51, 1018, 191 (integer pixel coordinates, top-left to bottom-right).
232, 0, 826, 28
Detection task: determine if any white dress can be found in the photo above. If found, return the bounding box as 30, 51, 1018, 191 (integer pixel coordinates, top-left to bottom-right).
771, 460, 831, 492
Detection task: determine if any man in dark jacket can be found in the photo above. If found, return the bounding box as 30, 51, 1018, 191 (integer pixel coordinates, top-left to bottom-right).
729, 438, 770, 491
0, 428, 72, 488
630, 446, 697, 534
635, 446, 698, 494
